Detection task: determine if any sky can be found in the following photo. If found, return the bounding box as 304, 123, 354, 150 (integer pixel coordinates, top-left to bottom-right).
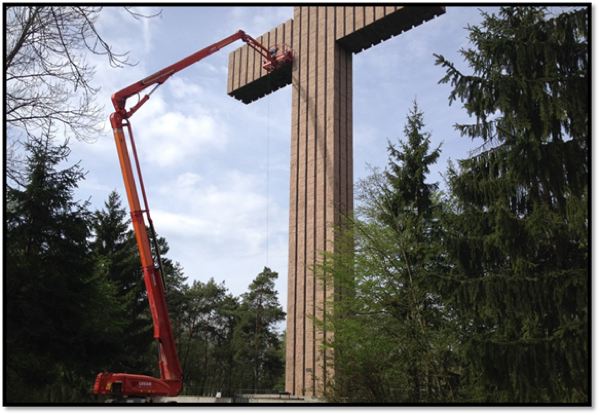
67, 5, 498, 313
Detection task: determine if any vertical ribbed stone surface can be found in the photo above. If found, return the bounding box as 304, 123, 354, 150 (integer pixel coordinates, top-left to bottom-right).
285, 7, 354, 397
227, 6, 446, 397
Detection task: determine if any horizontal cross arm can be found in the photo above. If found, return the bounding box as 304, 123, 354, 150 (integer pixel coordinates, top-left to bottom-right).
226, 6, 446, 104
336, 6, 445, 53
228, 19, 294, 104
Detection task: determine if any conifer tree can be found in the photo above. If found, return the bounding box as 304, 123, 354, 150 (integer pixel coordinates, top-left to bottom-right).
381, 101, 441, 224
91, 191, 154, 372
435, 6, 589, 402
235, 267, 285, 393
323, 103, 459, 403
5, 134, 118, 402
181, 278, 239, 396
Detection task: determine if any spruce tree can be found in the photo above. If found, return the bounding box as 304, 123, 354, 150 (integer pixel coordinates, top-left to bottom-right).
92, 198, 191, 382
152, 236, 189, 343
381, 101, 441, 224
435, 6, 588, 402
91, 191, 154, 373
5, 134, 117, 402
323, 103, 459, 403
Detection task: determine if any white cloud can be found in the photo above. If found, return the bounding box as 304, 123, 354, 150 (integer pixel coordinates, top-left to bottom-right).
139, 111, 225, 167
168, 77, 204, 99
228, 7, 293, 38
78, 174, 114, 194
150, 169, 289, 296
125, 80, 228, 168
155, 170, 285, 242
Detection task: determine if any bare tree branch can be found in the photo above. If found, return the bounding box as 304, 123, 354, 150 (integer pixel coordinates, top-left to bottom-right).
5, 6, 161, 188
5, 6, 40, 69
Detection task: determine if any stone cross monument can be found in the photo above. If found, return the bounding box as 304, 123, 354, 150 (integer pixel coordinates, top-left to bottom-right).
227, 6, 445, 397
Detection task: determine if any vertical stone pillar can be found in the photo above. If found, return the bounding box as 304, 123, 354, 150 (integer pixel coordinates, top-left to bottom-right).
285, 6, 352, 397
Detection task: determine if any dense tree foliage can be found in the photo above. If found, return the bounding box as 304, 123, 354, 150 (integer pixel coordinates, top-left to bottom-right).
5, 135, 120, 402
435, 6, 588, 402
322, 6, 588, 404
179, 278, 240, 396
91, 191, 154, 373
322, 103, 460, 403
179, 269, 286, 396
234, 268, 286, 393
4, 137, 287, 403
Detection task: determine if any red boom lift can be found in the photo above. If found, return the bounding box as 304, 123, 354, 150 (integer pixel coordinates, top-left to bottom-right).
92, 30, 292, 399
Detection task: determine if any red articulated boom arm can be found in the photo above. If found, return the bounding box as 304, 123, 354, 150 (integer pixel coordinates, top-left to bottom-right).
93, 30, 292, 399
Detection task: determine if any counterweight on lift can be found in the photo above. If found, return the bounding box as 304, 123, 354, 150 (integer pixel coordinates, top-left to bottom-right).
92, 30, 293, 399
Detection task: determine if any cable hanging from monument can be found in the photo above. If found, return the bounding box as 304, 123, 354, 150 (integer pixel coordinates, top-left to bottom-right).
265, 75, 272, 267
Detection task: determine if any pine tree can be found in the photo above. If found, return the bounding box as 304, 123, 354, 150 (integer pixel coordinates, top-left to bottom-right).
181, 278, 239, 396
435, 6, 589, 402
206, 286, 241, 396
235, 267, 285, 393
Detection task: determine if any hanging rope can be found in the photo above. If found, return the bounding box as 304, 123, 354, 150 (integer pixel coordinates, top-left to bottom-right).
265, 94, 270, 267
